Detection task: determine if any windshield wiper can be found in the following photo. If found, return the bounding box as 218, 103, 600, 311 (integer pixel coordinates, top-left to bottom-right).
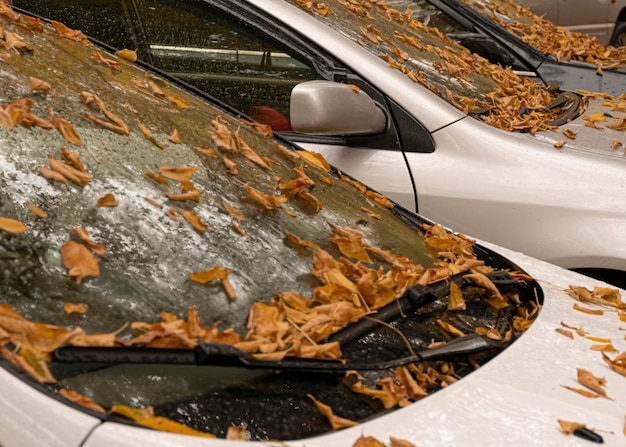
53, 271, 518, 374
520, 91, 583, 126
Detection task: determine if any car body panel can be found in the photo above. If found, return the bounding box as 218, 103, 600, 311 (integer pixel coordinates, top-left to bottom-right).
0, 367, 100, 447
75, 246, 626, 447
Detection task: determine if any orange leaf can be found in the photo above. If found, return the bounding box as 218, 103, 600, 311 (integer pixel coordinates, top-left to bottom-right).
48, 107, 82, 146
243, 182, 287, 210
72, 227, 107, 255
29, 77, 53, 94
97, 193, 118, 207
158, 166, 197, 182
59, 388, 105, 413
114, 48, 137, 62
61, 240, 100, 284
307, 394, 358, 429
63, 302, 88, 315
166, 190, 201, 202
27, 204, 48, 218
90, 50, 121, 71
48, 155, 92, 187
180, 209, 209, 232
0, 217, 28, 234
169, 129, 181, 144
40, 166, 70, 188
189, 266, 231, 284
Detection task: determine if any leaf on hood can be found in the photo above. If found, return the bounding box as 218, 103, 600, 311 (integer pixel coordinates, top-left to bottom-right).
572, 303, 604, 315
110, 404, 215, 438
97, 193, 118, 207
602, 351, 626, 378
577, 368, 609, 398
351, 436, 386, 447
1, 346, 55, 384
307, 394, 358, 429
448, 281, 466, 311
561, 385, 600, 398
61, 240, 100, 284
0, 217, 28, 234
557, 419, 586, 434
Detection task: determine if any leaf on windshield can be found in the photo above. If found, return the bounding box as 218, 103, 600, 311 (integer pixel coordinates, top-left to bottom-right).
330, 234, 373, 264
365, 190, 394, 209
80, 91, 130, 136
61, 240, 100, 284
435, 319, 465, 338
223, 155, 238, 175
27, 203, 48, 218
180, 209, 209, 232
139, 123, 165, 149
59, 388, 105, 413
48, 107, 82, 146
48, 155, 92, 187
307, 394, 358, 429
166, 190, 201, 202
234, 128, 272, 169
297, 150, 331, 172
60, 147, 85, 172
243, 182, 288, 210
0, 217, 27, 234
63, 302, 88, 315
40, 166, 70, 188
51, 20, 90, 44
71, 227, 107, 255
222, 200, 245, 221
144, 170, 170, 186
226, 426, 249, 441
157, 166, 197, 182
189, 266, 235, 300
97, 193, 118, 207
29, 77, 53, 95
1, 346, 55, 383
115, 48, 137, 63
169, 129, 181, 144
90, 50, 121, 71
279, 165, 315, 195
3, 30, 33, 52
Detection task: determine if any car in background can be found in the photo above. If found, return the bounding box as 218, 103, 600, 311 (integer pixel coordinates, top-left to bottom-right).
519, 0, 626, 46
1, 2, 626, 446
14, 0, 626, 289
390, 0, 626, 96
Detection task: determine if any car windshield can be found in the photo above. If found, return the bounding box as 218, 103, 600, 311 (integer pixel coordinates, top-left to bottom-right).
460, 0, 626, 67
286, 0, 569, 132
0, 2, 542, 441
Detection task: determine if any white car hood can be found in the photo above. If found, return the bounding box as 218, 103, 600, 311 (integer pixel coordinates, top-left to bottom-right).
77, 244, 626, 447
533, 96, 626, 164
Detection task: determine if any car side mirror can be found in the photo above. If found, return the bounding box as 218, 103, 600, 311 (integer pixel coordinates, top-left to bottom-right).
290, 80, 387, 136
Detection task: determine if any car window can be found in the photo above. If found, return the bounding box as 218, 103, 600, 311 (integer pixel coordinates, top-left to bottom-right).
388, 0, 469, 34
18, 0, 320, 130
1, 2, 542, 441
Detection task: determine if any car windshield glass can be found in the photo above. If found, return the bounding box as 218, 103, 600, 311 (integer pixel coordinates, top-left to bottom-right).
286, 0, 572, 132
460, 0, 626, 67
387, 0, 469, 34
0, 3, 542, 441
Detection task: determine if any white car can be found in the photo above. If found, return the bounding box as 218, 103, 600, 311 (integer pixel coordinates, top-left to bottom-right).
519, 0, 626, 46
1, 3, 625, 447
15, 0, 626, 288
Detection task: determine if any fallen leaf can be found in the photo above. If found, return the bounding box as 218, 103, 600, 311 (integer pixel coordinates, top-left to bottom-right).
180, 209, 209, 232
48, 107, 82, 146
307, 394, 358, 429
97, 193, 118, 207
61, 240, 100, 284
557, 419, 586, 434
114, 48, 137, 62
243, 182, 287, 210
0, 217, 28, 234
29, 77, 53, 94
59, 388, 105, 412
157, 166, 196, 182
90, 50, 121, 71
27, 204, 48, 218
63, 302, 88, 315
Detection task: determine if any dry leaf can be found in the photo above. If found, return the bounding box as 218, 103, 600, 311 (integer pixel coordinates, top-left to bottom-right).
115, 48, 137, 62
557, 419, 586, 434
157, 166, 196, 182
0, 217, 28, 234
63, 302, 88, 315
48, 107, 82, 146
243, 182, 287, 210
61, 240, 100, 284
29, 77, 53, 94
59, 388, 105, 412
97, 193, 118, 207
27, 204, 48, 218
180, 209, 209, 232
307, 394, 358, 429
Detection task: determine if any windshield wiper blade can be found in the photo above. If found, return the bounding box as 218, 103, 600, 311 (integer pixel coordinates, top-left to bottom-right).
53, 270, 516, 374
519, 91, 583, 126
53, 332, 493, 374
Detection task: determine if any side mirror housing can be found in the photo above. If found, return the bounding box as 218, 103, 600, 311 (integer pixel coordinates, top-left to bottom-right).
290, 80, 386, 136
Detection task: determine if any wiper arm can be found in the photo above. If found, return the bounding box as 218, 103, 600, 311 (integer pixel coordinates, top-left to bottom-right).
53, 270, 517, 374
53, 332, 493, 374
520, 91, 583, 126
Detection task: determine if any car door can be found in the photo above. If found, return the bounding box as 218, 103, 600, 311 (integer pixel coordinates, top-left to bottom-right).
15, 0, 422, 211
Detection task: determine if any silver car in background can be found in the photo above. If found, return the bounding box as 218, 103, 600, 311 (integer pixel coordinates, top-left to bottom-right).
519, 0, 626, 46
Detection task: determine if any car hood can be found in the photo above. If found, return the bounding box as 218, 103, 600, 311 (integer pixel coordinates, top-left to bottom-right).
529, 95, 626, 163
77, 242, 626, 447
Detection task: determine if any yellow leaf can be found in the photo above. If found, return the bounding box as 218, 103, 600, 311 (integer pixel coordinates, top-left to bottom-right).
0, 217, 28, 234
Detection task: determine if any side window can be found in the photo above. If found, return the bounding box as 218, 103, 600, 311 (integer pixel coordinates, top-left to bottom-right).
18, 0, 320, 130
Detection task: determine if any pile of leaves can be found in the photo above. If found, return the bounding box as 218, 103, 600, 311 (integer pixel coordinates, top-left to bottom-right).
462, 0, 626, 70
